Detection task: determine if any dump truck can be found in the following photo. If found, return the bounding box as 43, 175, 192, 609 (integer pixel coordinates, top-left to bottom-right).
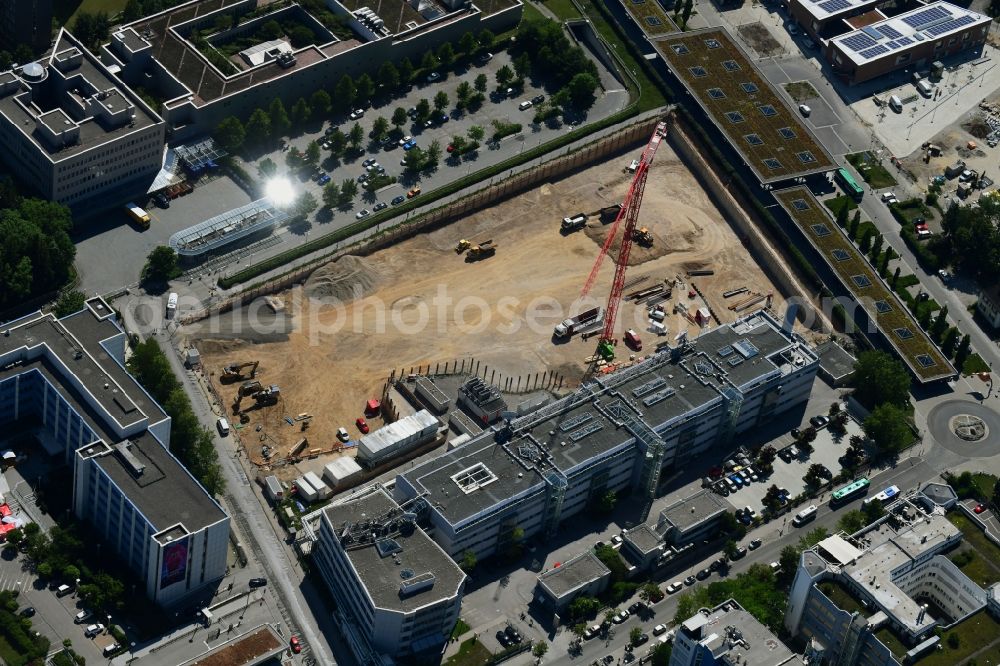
553, 307, 603, 339
466, 241, 496, 261
561, 214, 587, 232
221, 361, 259, 382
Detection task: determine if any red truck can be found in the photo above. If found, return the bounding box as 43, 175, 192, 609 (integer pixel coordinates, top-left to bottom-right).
624, 329, 643, 351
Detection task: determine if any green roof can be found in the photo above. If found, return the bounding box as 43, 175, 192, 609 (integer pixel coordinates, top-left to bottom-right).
774, 186, 954, 382
618, 0, 678, 37
652, 28, 835, 183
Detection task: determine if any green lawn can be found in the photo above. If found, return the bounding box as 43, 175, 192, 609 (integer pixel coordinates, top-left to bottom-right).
55, 0, 128, 27
451, 618, 471, 640
915, 612, 1000, 666
783, 81, 818, 102
948, 513, 1000, 577
951, 547, 1000, 588
963, 353, 990, 375
445, 638, 492, 666
824, 195, 857, 217
818, 581, 869, 617
847, 152, 898, 189
0, 634, 26, 666
542, 0, 582, 18
874, 627, 908, 660
890, 199, 932, 224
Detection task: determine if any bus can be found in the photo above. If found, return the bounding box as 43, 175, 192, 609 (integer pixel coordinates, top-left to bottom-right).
831, 477, 871, 505
864, 485, 899, 506
835, 168, 864, 201
793, 504, 818, 527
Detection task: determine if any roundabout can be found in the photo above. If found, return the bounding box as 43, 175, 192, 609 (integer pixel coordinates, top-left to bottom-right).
927, 400, 1000, 458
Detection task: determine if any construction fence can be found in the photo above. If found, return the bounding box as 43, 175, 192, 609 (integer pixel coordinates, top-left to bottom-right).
178, 114, 665, 325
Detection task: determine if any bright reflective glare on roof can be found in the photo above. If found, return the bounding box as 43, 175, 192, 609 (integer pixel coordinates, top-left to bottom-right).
265, 177, 295, 207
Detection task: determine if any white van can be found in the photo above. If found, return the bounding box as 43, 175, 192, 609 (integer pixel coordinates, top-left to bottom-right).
166, 292, 178, 318
518, 100, 533, 111
56, 584, 73, 597
793, 504, 818, 526
216, 418, 230, 436
915, 79, 932, 97
103, 644, 120, 657
888, 95, 903, 113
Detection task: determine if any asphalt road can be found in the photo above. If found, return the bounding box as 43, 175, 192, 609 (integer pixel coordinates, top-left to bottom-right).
532, 457, 936, 666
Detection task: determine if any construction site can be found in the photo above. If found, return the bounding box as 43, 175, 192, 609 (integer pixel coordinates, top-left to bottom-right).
187, 126, 797, 486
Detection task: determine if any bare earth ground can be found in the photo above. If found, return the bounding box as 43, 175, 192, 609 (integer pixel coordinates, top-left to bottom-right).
186, 144, 786, 476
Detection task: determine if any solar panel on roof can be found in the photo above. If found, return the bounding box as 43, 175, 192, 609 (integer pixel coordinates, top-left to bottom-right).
861, 26, 883, 39
878, 25, 903, 39
902, 5, 950, 28
841, 33, 877, 52
560, 412, 594, 432
926, 14, 976, 36
718, 345, 734, 357
860, 44, 889, 59
886, 40, 900, 49
896, 36, 913, 45
632, 377, 667, 398
819, 0, 850, 12
569, 421, 603, 441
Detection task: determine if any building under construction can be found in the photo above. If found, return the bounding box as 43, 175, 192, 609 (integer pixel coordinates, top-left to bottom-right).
394, 308, 819, 560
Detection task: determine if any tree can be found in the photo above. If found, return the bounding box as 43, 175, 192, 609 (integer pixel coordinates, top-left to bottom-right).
458, 31, 477, 57
244, 108, 272, 145
918, 306, 933, 330
456, 81, 472, 107
142, 246, 180, 284
567, 596, 600, 620
863, 403, 912, 455
257, 157, 277, 179
54, 290, 86, 317
879, 250, 891, 276
348, 123, 364, 152
892, 266, 901, 287
294, 191, 318, 217
437, 42, 456, 68
73, 11, 110, 49
285, 149, 303, 171
123, 0, 144, 21
399, 57, 415, 84
778, 545, 798, 578
837, 510, 867, 534
859, 229, 873, 254
848, 213, 860, 239
870, 233, 884, 261
356, 73, 375, 105
533, 641, 549, 658
604, 609, 616, 626
377, 61, 400, 91
640, 582, 663, 603
268, 99, 291, 138
334, 75, 357, 112
681, 0, 694, 26
474, 73, 488, 93
931, 306, 950, 342
629, 626, 643, 646
954, 334, 972, 370
322, 182, 339, 209
36, 562, 52, 579
564, 72, 599, 109
338, 178, 358, 206
724, 539, 739, 559
496, 64, 514, 88
836, 202, 849, 228
326, 128, 347, 156
301, 141, 320, 167
650, 642, 673, 666
941, 327, 959, 358
291, 97, 311, 126
215, 116, 246, 152
513, 52, 532, 79
468, 125, 485, 142
415, 98, 431, 122
371, 116, 390, 142
460, 550, 476, 571
421, 49, 440, 72
478, 28, 495, 53
433, 91, 450, 115
851, 350, 911, 409
392, 107, 408, 128
310, 89, 332, 115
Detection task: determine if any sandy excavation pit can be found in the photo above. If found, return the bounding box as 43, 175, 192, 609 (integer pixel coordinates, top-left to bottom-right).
187, 142, 787, 473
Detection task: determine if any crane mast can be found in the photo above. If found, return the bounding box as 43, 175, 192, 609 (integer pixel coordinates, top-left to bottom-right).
581, 121, 668, 360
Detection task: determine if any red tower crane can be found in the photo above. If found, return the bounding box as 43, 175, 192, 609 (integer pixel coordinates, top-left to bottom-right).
581, 121, 668, 361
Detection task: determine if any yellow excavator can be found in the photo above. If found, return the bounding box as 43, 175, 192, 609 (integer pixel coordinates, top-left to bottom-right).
221, 360, 259, 383
633, 227, 653, 247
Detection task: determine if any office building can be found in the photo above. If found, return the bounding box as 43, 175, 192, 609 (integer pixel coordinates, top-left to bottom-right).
671, 599, 799, 666
533, 551, 611, 615
621, 524, 665, 570
976, 283, 1000, 330
0, 0, 53, 54
655, 489, 729, 546
0, 29, 164, 210
395, 310, 819, 561
825, 2, 989, 84
106, 0, 522, 141
786, 486, 983, 664
309, 487, 465, 665
0, 299, 229, 606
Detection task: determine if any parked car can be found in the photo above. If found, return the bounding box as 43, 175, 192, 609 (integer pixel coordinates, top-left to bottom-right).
84, 624, 104, 638
290, 636, 302, 653
633, 633, 649, 646
611, 535, 623, 547
881, 191, 898, 204
426, 71, 441, 82
398, 135, 413, 147
532, 94, 545, 105
653, 623, 668, 636
19, 607, 35, 617
249, 578, 267, 588
810, 415, 830, 428
628, 601, 645, 614
684, 575, 696, 586
477, 52, 494, 64
403, 139, 417, 150
391, 195, 406, 205
802, 37, 816, 49
356, 417, 369, 434
362, 158, 375, 168
355, 209, 370, 219
798, 104, 811, 117
584, 624, 600, 639
74, 610, 93, 624
696, 568, 712, 580
731, 546, 748, 560
730, 474, 744, 487
748, 538, 762, 550
665, 582, 683, 594
612, 609, 630, 623
407, 187, 421, 198
373, 201, 388, 212
317, 173, 331, 186
349, 108, 365, 120
975, 503, 988, 514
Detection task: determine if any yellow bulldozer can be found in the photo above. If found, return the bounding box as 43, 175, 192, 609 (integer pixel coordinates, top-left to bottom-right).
466, 240, 497, 261
633, 227, 653, 247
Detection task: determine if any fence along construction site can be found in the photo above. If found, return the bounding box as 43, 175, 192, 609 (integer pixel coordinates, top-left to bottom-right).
187, 113, 814, 487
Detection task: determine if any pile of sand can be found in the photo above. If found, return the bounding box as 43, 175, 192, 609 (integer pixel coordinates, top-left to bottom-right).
303, 255, 383, 302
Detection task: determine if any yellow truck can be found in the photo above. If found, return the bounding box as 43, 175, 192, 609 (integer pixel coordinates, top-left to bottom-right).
125, 202, 150, 229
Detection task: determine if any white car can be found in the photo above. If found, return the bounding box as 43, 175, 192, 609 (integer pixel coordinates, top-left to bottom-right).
355, 209, 370, 219
349, 109, 364, 120
426, 71, 441, 82
85, 623, 104, 638
74, 610, 92, 624
665, 581, 683, 594
653, 624, 668, 636
938, 269, 949, 280
880, 191, 898, 204
798, 104, 811, 117
366, 161, 381, 172
584, 624, 600, 640
398, 135, 413, 147
612, 609, 630, 624
611, 535, 623, 547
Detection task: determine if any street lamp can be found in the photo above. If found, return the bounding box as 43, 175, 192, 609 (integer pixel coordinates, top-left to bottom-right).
128, 642, 136, 665
74, 578, 80, 597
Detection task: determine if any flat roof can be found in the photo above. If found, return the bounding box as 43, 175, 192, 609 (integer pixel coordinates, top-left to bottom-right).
179, 625, 285, 666
652, 28, 835, 183
680, 600, 796, 666
402, 310, 814, 526
773, 187, 954, 382
94, 431, 226, 533
618, 0, 679, 37
659, 490, 728, 533
322, 489, 465, 614
831, 2, 990, 66
793, 0, 879, 24
815, 340, 856, 381
0, 29, 160, 161
623, 524, 662, 554
817, 534, 864, 564
537, 551, 610, 599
